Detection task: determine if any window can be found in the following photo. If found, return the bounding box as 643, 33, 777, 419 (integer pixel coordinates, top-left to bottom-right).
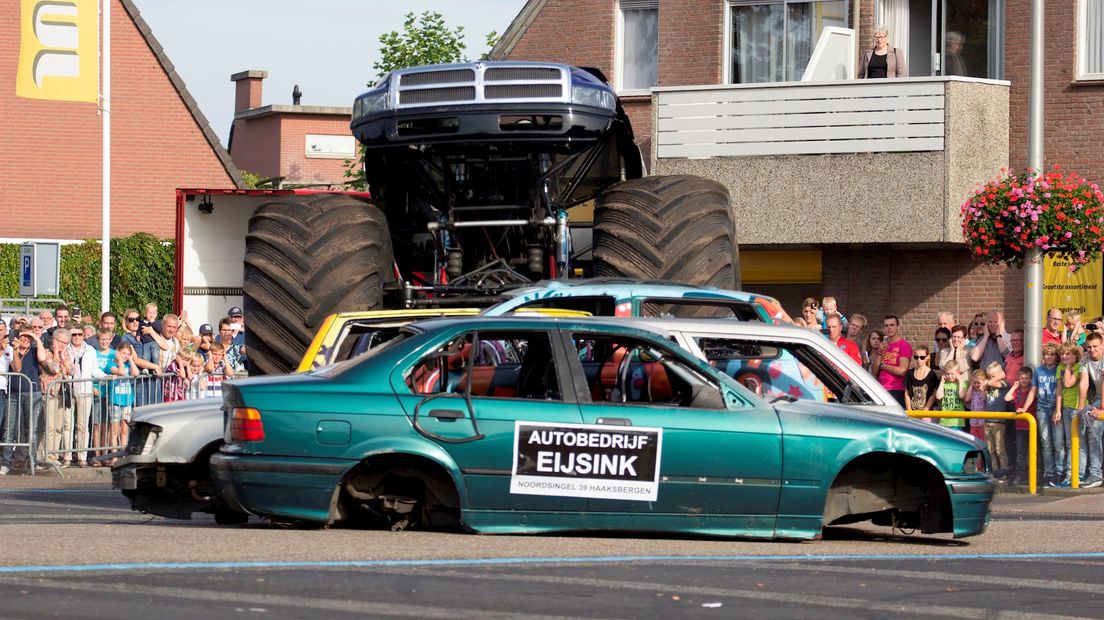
618, 0, 659, 91
1080, 0, 1104, 80
640, 298, 761, 320
573, 334, 725, 408
407, 331, 560, 400
726, 0, 848, 83
694, 336, 873, 404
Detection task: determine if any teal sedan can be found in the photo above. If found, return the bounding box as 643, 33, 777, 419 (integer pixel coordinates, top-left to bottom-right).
211, 316, 993, 540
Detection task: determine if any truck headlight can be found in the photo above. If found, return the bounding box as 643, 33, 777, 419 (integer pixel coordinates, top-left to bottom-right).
354, 90, 390, 120
571, 85, 615, 111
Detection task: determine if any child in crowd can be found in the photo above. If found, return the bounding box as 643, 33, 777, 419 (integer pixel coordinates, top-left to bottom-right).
163, 347, 191, 403
965, 369, 988, 441
1054, 342, 1083, 487
1005, 366, 1037, 485
1034, 343, 1061, 487
91, 328, 116, 464
187, 352, 207, 399
204, 341, 234, 398
105, 342, 139, 465
936, 360, 967, 433
981, 362, 1010, 480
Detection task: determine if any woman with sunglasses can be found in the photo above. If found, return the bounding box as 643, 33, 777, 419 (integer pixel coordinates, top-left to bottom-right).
905, 345, 940, 419
932, 327, 951, 374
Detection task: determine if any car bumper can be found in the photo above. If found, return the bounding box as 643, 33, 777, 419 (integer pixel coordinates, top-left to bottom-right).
210, 452, 351, 523
946, 476, 995, 538
352, 104, 615, 147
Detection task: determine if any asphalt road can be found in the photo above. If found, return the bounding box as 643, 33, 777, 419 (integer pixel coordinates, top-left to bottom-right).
2, 485, 1104, 618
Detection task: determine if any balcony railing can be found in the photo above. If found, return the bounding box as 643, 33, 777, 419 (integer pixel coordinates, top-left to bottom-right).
649, 76, 1010, 245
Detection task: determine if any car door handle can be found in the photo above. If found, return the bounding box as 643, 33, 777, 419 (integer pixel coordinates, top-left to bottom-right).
430, 409, 465, 420
596, 417, 631, 426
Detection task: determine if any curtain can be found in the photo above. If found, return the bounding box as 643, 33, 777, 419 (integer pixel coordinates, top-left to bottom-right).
1087, 0, 1104, 75
622, 6, 659, 89
732, 3, 784, 83
875, 0, 909, 59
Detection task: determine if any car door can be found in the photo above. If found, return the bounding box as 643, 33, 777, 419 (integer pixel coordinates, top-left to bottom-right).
396, 327, 587, 512
568, 331, 782, 530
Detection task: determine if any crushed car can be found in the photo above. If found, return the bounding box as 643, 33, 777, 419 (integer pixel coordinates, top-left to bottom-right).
211, 315, 993, 539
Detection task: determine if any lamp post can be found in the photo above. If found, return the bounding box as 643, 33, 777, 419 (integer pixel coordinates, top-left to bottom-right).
1024, 0, 1045, 368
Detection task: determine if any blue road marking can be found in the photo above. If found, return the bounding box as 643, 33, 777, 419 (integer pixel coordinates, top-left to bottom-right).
2, 552, 1104, 574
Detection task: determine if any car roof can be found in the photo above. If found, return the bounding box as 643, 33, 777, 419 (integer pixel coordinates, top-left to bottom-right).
623, 317, 819, 340
499, 278, 765, 301
407, 315, 684, 340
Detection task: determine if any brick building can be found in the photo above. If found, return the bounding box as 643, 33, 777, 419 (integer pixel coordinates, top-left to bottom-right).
228, 70, 354, 187
491, 0, 1104, 344
0, 0, 241, 242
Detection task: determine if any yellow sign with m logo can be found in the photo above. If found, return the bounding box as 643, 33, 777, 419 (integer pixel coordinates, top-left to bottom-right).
17, 0, 99, 103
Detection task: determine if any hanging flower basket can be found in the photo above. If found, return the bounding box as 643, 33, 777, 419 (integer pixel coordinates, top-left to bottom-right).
961, 168, 1104, 272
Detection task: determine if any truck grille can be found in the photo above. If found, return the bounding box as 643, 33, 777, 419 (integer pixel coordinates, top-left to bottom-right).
485, 84, 562, 99
392, 64, 569, 109
399, 86, 477, 105
399, 68, 475, 86
485, 67, 561, 81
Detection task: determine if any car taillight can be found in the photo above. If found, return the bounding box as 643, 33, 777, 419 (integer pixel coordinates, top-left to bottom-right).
231, 407, 265, 442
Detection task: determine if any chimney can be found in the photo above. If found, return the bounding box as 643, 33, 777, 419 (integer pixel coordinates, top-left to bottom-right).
231, 70, 268, 113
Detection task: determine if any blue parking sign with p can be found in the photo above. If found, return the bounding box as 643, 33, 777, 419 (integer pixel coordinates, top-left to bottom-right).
19, 243, 35, 296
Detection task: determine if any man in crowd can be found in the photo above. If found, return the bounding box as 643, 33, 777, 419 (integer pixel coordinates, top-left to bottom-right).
872, 315, 912, 407
846, 313, 867, 345
5, 326, 47, 473
216, 318, 246, 373
1043, 307, 1065, 346
970, 309, 1010, 373
1078, 332, 1104, 488
937, 311, 955, 333
826, 314, 861, 365
99, 312, 123, 349
68, 324, 104, 467
53, 305, 71, 334
228, 306, 246, 344
42, 330, 72, 467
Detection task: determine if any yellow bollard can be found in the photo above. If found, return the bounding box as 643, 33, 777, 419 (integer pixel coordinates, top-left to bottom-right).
1072, 414, 1080, 490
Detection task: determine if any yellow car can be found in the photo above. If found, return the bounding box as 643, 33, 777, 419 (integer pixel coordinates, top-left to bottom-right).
298, 307, 592, 372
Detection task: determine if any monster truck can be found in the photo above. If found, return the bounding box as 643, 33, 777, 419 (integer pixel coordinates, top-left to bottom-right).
243, 61, 738, 375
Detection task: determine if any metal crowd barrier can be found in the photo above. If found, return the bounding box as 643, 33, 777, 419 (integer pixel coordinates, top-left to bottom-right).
1, 372, 39, 475
0, 368, 242, 475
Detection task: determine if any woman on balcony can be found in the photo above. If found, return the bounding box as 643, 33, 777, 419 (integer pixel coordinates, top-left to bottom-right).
858, 26, 907, 79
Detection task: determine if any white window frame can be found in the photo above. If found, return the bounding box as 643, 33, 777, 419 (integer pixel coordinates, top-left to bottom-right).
1078, 0, 1104, 80
616, 0, 659, 95
723, 0, 850, 84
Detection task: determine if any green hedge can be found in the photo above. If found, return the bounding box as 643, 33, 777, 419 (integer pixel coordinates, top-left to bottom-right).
0, 234, 174, 317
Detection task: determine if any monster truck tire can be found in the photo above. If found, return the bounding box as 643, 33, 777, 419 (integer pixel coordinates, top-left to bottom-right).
593, 175, 739, 290
243, 194, 394, 375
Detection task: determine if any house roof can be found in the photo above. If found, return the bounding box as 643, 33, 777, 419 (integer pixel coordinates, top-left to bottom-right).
121, 0, 245, 188
487, 0, 548, 59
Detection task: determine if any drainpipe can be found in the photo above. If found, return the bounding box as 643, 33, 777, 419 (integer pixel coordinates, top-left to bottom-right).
1024, 0, 1044, 368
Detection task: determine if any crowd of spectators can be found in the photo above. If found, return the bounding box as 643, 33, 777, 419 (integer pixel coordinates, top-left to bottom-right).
0, 303, 247, 474
799, 295, 1104, 488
